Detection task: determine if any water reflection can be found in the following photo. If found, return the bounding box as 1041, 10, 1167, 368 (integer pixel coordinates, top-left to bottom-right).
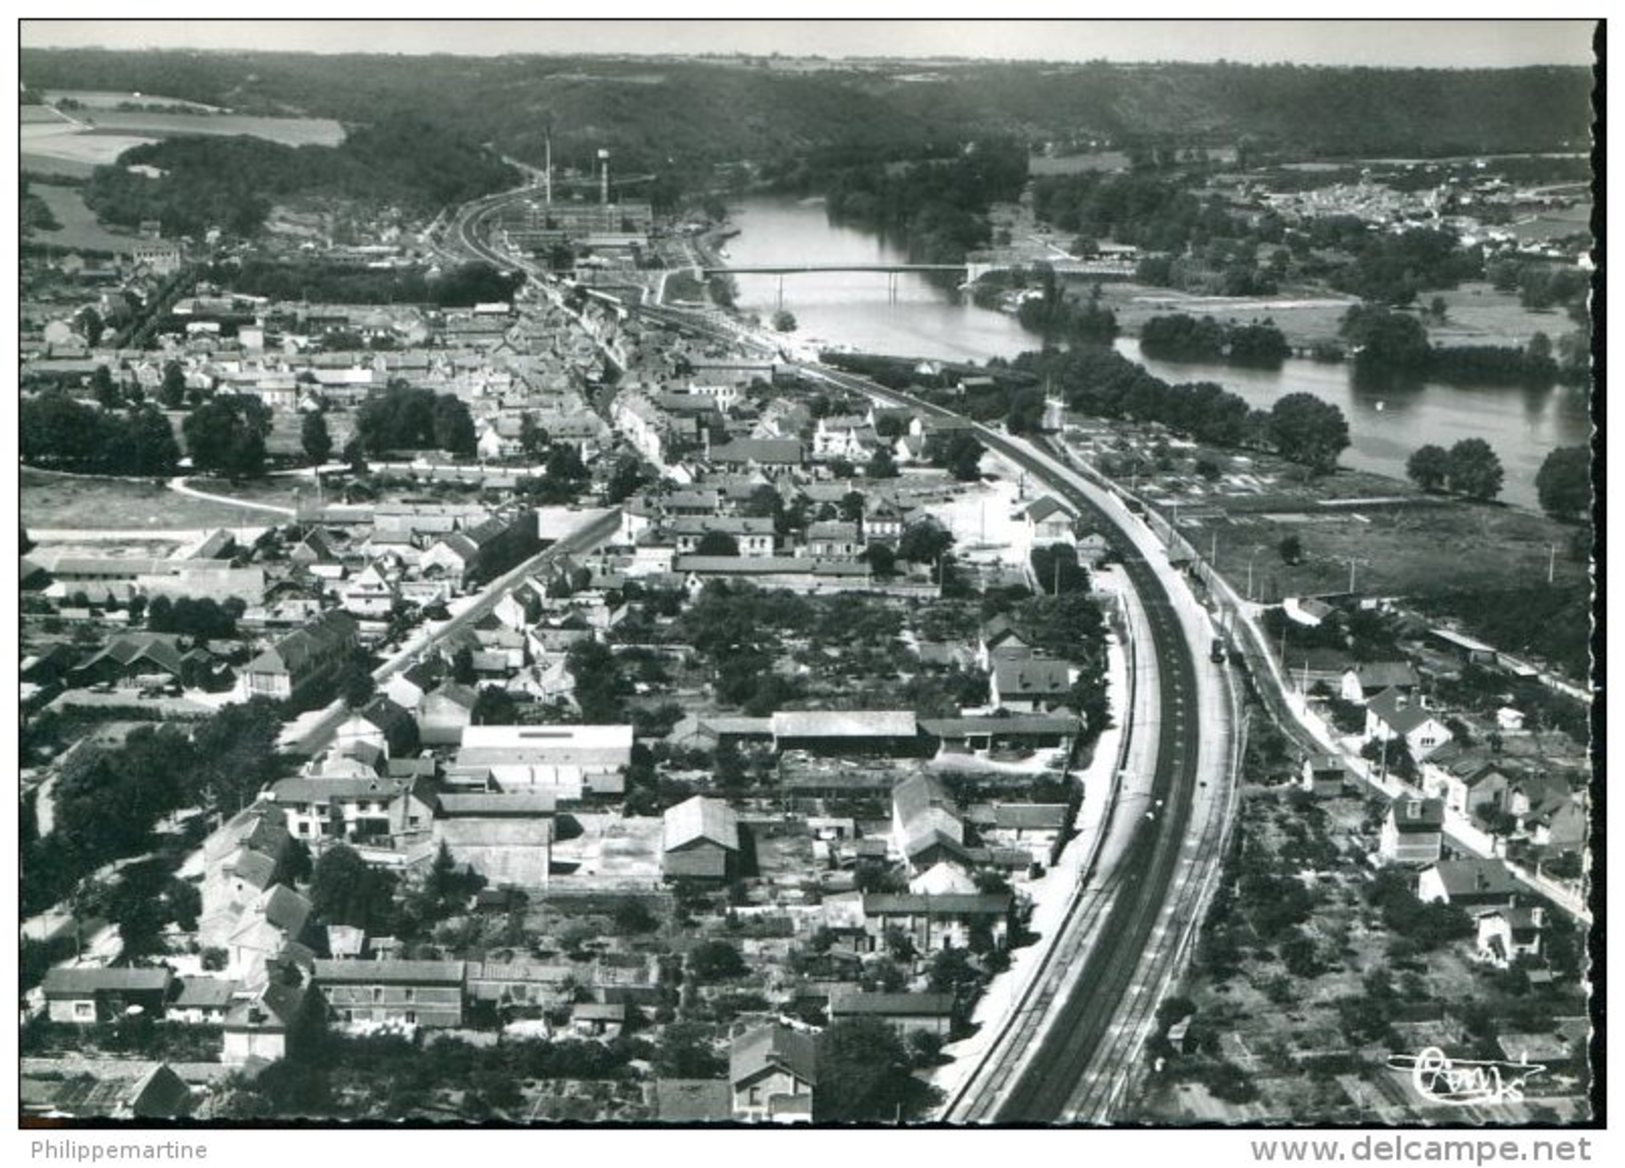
723, 195, 1590, 510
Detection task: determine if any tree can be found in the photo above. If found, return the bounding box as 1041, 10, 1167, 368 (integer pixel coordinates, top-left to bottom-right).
897, 518, 954, 565
816, 1018, 939, 1122
127, 406, 182, 476
934, 431, 985, 481
519, 414, 549, 459
1278, 535, 1303, 565
1031, 543, 1087, 594
1269, 394, 1350, 472
1406, 444, 1451, 492
341, 436, 368, 475
451, 645, 477, 686
338, 653, 376, 708
470, 686, 517, 725
687, 940, 746, 983
863, 543, 897, 578
867, 447, 899, 479
694, 531, 741, 557
1535, 445, 1590, 519
92, 365, 119, 409
1446, 438, 1504, 502
182, 397, 270, 479
79, 307, 105, 348
432, 395, 477, 457
771, 309, 798, 333
301, 411, 333, 466
311, 843, 396, 933
159, 361, 187, 408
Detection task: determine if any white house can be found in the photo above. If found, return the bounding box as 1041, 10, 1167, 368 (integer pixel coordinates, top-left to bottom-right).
1364, 690, 1454, 761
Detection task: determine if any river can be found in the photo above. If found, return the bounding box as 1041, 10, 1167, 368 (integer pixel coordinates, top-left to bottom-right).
723, 195, 1590, 510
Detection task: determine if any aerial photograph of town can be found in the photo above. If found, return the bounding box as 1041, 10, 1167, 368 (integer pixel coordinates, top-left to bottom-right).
11, 15, 1600, 1141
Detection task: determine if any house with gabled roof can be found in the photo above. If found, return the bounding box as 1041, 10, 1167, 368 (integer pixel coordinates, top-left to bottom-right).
43, 967, 174, 1024
200, 804, 294, 947
662, 796, 740, 882
228, 884, 314, 987
976, 614, 1029, 671
1022, 495, 1075, 545
1379, 796, 1445, 865
1340, 660, 1420, 705
891, 773, 965, 871
311, 959, 466, 1029
222, 978, 311, 1064
1416, 859, 1521, 910
991, 656, 1076, 714
1476, 905, 1545, 968
829, 990, 955, 1037
730, 1023, 817, 1123
242, 610, 359, 702
1364, 690, 1454, 761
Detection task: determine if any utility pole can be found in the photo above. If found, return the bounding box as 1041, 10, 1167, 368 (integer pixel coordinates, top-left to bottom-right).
1548, 542, 1557, 585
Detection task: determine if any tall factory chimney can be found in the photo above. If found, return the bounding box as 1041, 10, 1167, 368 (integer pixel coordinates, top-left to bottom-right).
598, 148, 611, 207
544, 129, 553, 207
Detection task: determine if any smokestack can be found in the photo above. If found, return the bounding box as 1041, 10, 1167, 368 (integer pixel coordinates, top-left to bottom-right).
545, 130, 553, 207
598, 148, 611, 208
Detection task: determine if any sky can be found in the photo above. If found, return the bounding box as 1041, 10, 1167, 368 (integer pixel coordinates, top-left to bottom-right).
19, 18, 1598, 68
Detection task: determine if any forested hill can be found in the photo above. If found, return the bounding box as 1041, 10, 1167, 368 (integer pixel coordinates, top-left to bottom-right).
81, 116, 518, 238
22, 49, 1595, 178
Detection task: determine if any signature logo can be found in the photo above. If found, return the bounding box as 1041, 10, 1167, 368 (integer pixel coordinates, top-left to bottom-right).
1387, 1047, 1546, 1106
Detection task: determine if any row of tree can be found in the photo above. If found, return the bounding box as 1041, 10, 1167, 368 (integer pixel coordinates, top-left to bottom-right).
21, 393, 182, 476
355, 383, 477, 458
1405, 438, 1506, 501
1340, 305, 1571, 386
1139, 313, 1291, 367
1011, 345, 1351, 471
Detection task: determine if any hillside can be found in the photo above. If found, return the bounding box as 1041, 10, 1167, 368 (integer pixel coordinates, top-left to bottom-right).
21, 50, 1596, 180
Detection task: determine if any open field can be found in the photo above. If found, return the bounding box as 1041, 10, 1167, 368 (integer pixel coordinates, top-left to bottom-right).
1424, 281, 1587, 350
1095, 282, 1360, 349
1505, 203, 1592, 245
22, 468, 283, 531
1089, 280, 1577, 353
25, 183, 143, 253
1137, 452, 1590, 600
187, 476, 308, 509
76, 109, 346, 146
41, 89, 224, 112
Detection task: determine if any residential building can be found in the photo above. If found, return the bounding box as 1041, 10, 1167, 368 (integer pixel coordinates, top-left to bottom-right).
670, 516, 777, 558
1416, 860, 1521, 909
222, 981, 310, 1065
242, 610, 359, 702
730, 1024, 817, 1123
311, 959, 466, 1029
828, 891, 1012, 954
828, 991, 955, 1038
1022, 496, 1076, 545
1364, 691, 1454, 761
266, 774, 434, 844
1476, 906, 1544, 968
890, 773, 965, 871
1379, 797, 1446, 864
1300, 754, 1349, 798
806, 521, 863, 559
43, 968, 173, 1024
168, 977, 239, 1026
990, 656, 1076, 714
417, 681, 480, 747
1340, 661, 1420, 705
